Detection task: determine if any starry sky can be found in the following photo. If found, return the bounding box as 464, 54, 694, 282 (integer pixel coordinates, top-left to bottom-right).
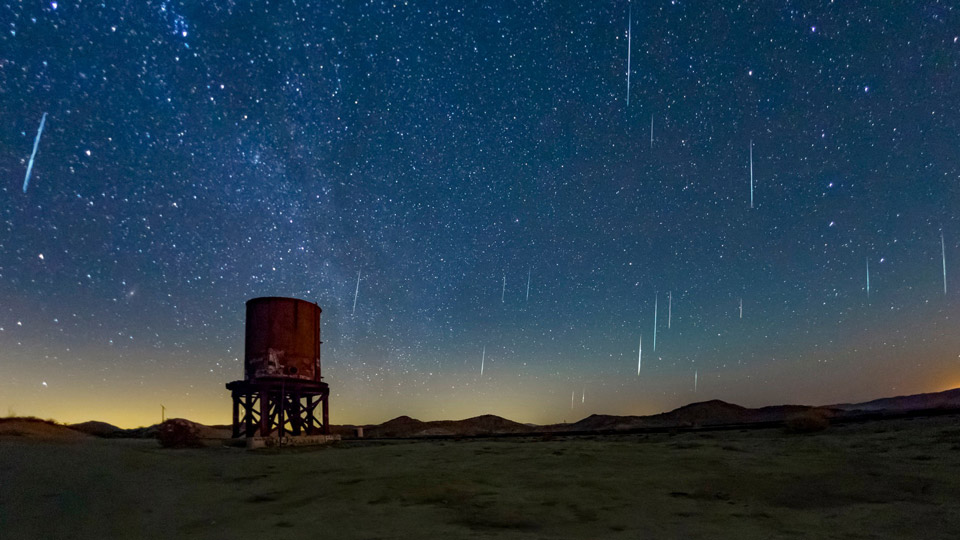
2, 1, 959, 428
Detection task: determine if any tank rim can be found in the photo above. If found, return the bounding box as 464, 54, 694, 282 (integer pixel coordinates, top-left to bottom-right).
246, 296, 321, 309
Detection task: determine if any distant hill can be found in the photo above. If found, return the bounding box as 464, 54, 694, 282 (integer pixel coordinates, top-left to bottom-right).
65, 419, 232, 440
551, 401, 831, 433
19, 387, 960, 442
69, 421, 123, 437
350, 401, 838, 438
564, 413, 646, 432
363, 414, 530, 438
829, 388, 960, 413
346, 388, 960, 439
0, 417, 91, 441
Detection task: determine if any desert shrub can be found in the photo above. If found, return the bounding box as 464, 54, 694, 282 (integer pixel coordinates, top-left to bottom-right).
157, 419, 202, 448
784, 411, 829, 434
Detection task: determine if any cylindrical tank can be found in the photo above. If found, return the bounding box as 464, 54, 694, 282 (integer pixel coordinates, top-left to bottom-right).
244, 297, 322, 382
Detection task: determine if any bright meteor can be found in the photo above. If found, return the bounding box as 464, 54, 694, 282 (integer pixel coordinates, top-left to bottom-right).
653, 292, 658, 351
352, 268, 361, 314
637, 335, 642, 375
942, 231, 947, 295
22, 112, 48, 193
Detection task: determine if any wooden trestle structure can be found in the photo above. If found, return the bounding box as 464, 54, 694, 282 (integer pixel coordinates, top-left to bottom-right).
226, 377, 330, 438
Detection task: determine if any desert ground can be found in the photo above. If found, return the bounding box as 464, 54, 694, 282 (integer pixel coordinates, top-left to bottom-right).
2, 414, 960, 539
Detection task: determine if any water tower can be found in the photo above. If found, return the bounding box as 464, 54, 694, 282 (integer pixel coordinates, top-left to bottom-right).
226, 297, 330, 439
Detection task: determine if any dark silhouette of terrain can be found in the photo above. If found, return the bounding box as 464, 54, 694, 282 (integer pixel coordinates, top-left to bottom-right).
329, 387, 960, 439
7, 387, 959, 441
829, 387, 960, 412
69, 420, 124, 437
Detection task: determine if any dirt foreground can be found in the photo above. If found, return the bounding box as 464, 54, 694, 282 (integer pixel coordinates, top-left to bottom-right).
2, 414, 959, 539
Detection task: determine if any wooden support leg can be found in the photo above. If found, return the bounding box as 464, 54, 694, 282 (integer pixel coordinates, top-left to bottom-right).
322, 393, 330, 435
231, 393, 240, 438
259, 388, 270, 437
244, 393, 254, 437
293, 389, 302, 435
278, 391, 285, 439
304, 395, 315, 434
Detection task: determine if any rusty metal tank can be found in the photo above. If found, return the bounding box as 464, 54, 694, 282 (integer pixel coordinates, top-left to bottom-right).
244, 297, 322, 382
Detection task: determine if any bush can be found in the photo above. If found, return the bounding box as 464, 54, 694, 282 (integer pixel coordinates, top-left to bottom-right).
157, 419, 203, 448
784, 411, 829, 434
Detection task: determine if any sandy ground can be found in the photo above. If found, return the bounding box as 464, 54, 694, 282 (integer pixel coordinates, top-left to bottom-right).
2, 414, 960, 539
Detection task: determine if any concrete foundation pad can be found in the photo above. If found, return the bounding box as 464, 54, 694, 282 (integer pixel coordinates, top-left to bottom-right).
246, 434, 341, 449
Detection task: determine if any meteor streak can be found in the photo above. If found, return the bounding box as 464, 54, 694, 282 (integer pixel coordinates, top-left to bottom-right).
480, 346, 485, 377
637, 335, 642, 375
352, 268, 361, 314
626, 3, 632, 107
653, 292, 658, 351
526, 268, 531, 301
942, 231, 947, 295
749, 139, 754, 208
22, 112, 48, 193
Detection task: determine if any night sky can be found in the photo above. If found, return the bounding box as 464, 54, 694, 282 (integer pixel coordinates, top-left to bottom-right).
2, 1, 959, 428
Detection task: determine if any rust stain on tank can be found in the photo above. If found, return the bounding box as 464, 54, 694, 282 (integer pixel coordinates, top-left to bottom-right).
244, 297, 322, 382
